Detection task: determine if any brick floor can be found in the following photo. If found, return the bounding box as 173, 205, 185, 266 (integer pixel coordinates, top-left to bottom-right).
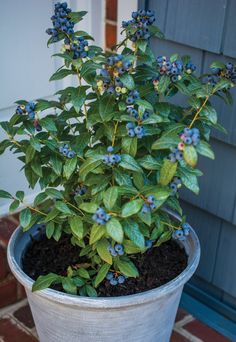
0, 299, 231, 342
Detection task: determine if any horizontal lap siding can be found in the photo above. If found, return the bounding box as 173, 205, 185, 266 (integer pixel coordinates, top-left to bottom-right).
139, 0, 236, 304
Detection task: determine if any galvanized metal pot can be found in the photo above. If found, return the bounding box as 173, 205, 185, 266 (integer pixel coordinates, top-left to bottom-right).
8, 211, 200, 342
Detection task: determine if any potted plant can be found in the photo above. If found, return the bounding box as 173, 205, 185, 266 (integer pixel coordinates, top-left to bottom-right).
1, 3, 235, 341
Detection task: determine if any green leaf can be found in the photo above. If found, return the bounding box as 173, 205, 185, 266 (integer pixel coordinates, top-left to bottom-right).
79, 202, 98, 213
196, 141, 215, 159
20, 208, 31, 228
85, 285, 97, 297
69, 216, 84, 239
178, 166, 200, 194
160, 160, 178, 186
80, 158, 102, 181
123, 220, 145, 248
0, 190, 12, 199
46, 221, 55, 239
113, 169, 133, 186
15, 191, 24, 201
9, 200, 20, 213
25, 145, 35, 163
50, 155, 62, 176
34, 192, 47, 206
71, 86, 88, 113
40, 117, 57, 132
96, 239, 112, 264
31, 159, 43, 177
54, 201, 72, 215
62, 278, 77, 295
106, 218, 124, 243
120, 74, 135, 90
117, 259, 139, 277
210, 61, 226, 69
103, 187, 118, 210
98, 95, 115, 121
213, 78, 233, 93
158, 75, 171, 93
63, 157, 77, 179
121, 199, 143, 218
120, 154, 142, 172
152, 134, 180, 150
135, 99, 153, 111
121, 137, 137, 157
77, 268, 90, 279
89, 224, 105, 244
138, 155, 161, 170
200, 105, 217, 124
94, 263, 110, 287
184, 145, 198, 167
32, 273, 60, 291
50, 68, 74, 81
45, 188, 63, 199
137, 39, 148, 52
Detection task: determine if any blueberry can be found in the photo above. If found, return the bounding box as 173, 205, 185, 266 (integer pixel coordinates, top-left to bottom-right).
170, 182, 177, 192
108, 246, 118, 256
184, 128, 192, 136
168, 153, 176, 163
141, 204, 151, 214
126, 96, 134, 105
67, 150, 76, 158
145, 240, 153, 248
134, 126, 142, 134
147, 195, 155, 204
106, 272, 113, 280
114, 155, 121, 163
107, 146, 114, 153
114, 244, 124, 255
126, 122, 134, 129
150, 203, 157, 210
175, 151, 183, 161
184, 137, 192, 145
192, 134, 200, 146
117, 275, 125, 284
110, 278, 118, 286
128, 128, 135, 137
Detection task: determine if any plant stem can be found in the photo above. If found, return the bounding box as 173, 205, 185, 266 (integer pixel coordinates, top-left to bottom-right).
64, 200, 85, 216
188, 96, 209, 128
112, 121, 119, 146
160, 220, 181, 230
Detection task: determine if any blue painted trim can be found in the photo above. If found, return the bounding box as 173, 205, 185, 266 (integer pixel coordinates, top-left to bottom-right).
181, 292, 236, 341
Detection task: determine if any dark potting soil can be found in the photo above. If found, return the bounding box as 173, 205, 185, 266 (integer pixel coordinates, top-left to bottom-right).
22, 232, 188, 297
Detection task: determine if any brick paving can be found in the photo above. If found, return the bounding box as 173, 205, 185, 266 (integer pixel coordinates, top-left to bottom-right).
0, 215, 232, 341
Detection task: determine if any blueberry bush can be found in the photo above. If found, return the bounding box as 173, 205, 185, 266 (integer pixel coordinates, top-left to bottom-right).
0, 3, 235, 296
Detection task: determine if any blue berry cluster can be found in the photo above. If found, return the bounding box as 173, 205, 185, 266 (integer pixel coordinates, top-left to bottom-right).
107, 244, 124, 256
127, 107, 149, 121
141, 195, 157, 213
102, 146, 121, 166
122, 10, 155, 42
211, 62, 236, 83
92, 207, 111, 225
168, 146, 184, 163
97, 55, 132, 96
168, 127, 200, 163
126, 122, 145, 139
170, 177, 182, 195
74, 184, 87, 196
46, 2, 74, 42
16, 102, 36, 120
59, 144, 76, 158
179, 127, 200, 146
155, 56, 196, 83
126, 90, 140, 105
106, 272, 126, 286
64, 36, 88, 59
172, 223, 191, 241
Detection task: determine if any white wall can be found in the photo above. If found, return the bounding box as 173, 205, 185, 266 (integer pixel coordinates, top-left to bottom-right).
0, 0, 104, 215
